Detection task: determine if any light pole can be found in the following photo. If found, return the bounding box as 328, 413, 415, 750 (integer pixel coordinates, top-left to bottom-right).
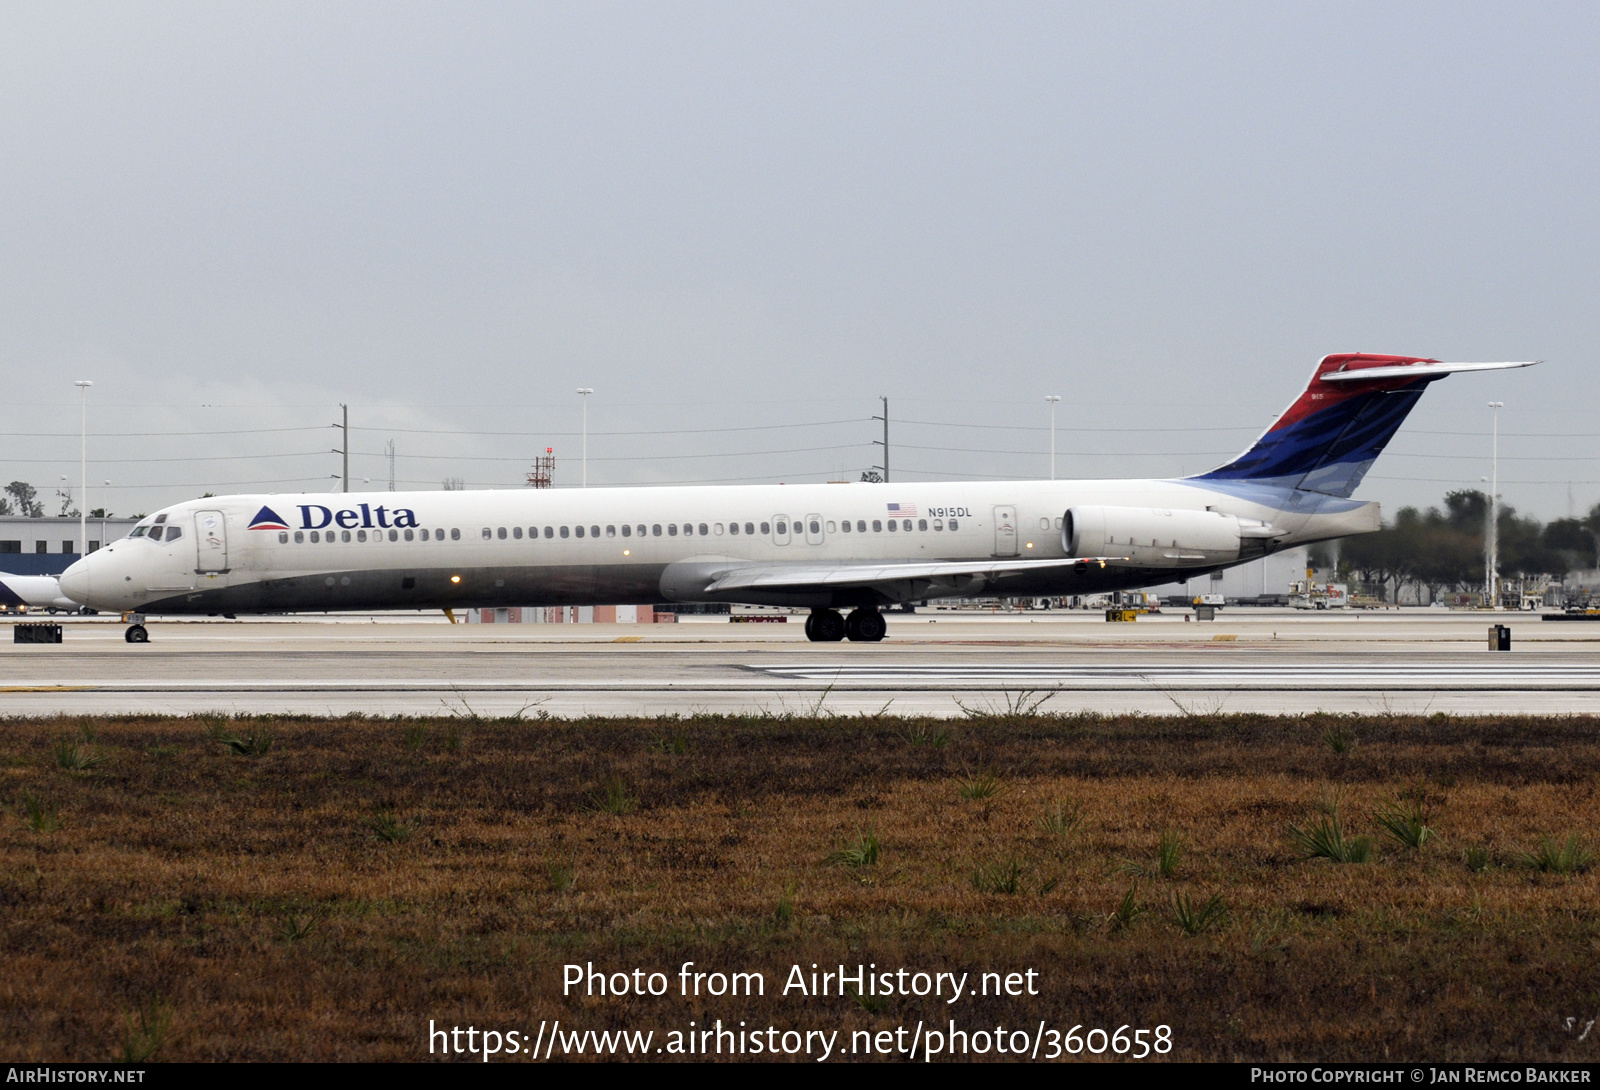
1487, 400, 1503, 607
576, 388, 594, 487
1045, 395, 1061, 480
74, 380, 92, 555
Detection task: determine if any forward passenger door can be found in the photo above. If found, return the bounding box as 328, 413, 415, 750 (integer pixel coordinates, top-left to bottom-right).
992, 505, 1018, 557
195, 510, 229, 572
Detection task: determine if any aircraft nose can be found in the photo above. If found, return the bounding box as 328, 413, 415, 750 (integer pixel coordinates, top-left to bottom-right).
59, 560, 91, 603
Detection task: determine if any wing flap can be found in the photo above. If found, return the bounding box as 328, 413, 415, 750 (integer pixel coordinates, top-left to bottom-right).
702, 556, 1124, 592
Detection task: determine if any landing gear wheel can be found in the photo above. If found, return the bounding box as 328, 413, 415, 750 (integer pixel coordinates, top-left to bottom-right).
125, 625, 149, 643
845, 608, 887, 642
808, 609, 845, 642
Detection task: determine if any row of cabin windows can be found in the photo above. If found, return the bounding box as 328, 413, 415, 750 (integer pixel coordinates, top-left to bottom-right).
279, 518, 966, 545
281, 527, 463, 544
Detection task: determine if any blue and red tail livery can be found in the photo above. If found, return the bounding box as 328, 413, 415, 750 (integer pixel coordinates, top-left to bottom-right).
1195, 353, 1528, 498
247, 506, 290, 531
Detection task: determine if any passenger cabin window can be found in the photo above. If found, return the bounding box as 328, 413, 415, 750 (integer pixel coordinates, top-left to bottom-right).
809, 520, 820, 535
729, 522, 740, 535
841, 520, 851, 532
482, 528, 492, 539
637, 525, 646, 537
887, 520, 897, 532
857, 520, 866, 532
544, 527, 554, 538
743, 522, 755, 535
560, 526, 570, 538
497, 527, 507, 539
698, 523, 709, 536
341, 530, 352, 542
450, 528, 461, 540
606, 525, 616, 537
576, 526, 585, 538
919, 519, 928, 531
310, 531, 320, 543
932, 519, 942, 531
294, 531, 304, 543
668, 524, 678, 536
760, 522, 770, 534
682, 524, 692, 536
388, 529, 398, 541
621, 525, 631, 537
872, 520, 882, 532
591, 526, 600, 538
714, 523, 723, 535
949, 519, 959, 530
357, 530, 367, 542
775, 521, 787, 535
652, 525, 662, 536
278, 532, 288, 543
405, 529, 414, 541
513, 526, 523, 539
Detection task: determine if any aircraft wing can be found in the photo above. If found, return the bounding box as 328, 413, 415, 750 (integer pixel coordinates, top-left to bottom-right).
702, 555, 1125, 593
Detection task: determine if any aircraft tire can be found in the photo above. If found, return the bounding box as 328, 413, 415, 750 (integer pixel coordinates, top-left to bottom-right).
803, 613, 819, 641
845, 608, 886, 642
812, 609, 846, 642
125, 625, 149, 644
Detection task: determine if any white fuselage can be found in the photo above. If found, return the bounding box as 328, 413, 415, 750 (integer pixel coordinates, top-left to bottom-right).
58, 477, 1376, 615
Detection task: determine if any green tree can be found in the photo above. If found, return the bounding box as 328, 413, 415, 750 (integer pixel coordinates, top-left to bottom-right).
4, 481, 43, 518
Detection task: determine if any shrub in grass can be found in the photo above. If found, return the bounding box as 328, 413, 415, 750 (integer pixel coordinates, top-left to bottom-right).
1519, 836, 1592, 874
825, 829, 881, 868
1108, 882, 1147, 931
1374, 794, 1434, 851
1287, 812, 1371, 864
53, 739, 109, 771
774, 884, 796, 925
1322, 725, 1354, 754
547, 859, 576, 892
1158, 830, 1183, 878
1036, 798, 1086, 838
207, 722, 273, 757
274, 905, 328, 943
589, 775, 638, 815
1465, 845, 1493, 873
20, 791, 59, 833
957, 769, 1005, 801
653, 727, 689, 755
121, 998, 173, 1063
902, 723, 951, 748
971, 857, 1024, 895
366, 810, 421, 844
402, 723, 428, 751
1171, 891, 1229, 935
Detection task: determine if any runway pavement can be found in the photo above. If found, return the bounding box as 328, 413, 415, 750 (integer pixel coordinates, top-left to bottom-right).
2, 608, 1597, 717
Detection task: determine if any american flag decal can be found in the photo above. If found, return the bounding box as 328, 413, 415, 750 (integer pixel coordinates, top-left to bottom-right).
886, 503, 918, 516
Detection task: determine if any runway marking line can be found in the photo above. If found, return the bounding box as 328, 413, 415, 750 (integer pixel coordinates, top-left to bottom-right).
0, 686, 93, 693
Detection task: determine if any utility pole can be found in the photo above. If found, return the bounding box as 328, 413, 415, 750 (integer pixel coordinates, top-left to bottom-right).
872, 397, 889, 483
576, 388, 594, 486
386, 439, 396, 491
1045, 394, 1061, 480
332, 404, 352, 492
74, 380, 92, 555
1487, 400, 1503, 607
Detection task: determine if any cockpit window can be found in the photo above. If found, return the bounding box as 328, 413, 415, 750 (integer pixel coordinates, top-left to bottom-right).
148, 527, 164, 542
153, 513, 167, 524
166, 526, 183, 540
129, 527, 148, 538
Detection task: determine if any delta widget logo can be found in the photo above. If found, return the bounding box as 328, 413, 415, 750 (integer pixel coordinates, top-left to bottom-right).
248, 506, 290, 531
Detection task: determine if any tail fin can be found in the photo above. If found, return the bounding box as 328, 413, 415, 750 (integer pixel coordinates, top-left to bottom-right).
1194, 353, 1537, 498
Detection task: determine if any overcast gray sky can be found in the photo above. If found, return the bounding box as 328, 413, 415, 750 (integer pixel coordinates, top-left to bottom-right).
2, 2, 1594, 520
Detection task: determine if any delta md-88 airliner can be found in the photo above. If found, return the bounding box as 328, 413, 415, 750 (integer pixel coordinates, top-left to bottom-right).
59, 354, 1534, 644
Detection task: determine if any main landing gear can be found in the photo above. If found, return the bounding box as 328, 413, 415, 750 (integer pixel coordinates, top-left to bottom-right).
804, 607, 886, 643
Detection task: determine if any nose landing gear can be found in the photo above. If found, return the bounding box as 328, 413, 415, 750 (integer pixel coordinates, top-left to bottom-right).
122, 612, 149, 643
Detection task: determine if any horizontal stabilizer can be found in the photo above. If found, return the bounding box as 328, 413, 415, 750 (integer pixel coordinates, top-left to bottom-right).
703, 555, 1126, 593
1320, 360, 1538, 384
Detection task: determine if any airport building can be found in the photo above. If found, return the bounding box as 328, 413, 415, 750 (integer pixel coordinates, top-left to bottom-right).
0, 515, 140, 575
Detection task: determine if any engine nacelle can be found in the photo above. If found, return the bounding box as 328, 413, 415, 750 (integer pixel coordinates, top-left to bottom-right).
1063, 505, 1273, 568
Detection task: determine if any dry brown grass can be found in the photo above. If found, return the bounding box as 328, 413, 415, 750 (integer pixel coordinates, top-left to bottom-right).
2, 711, 1598, 1062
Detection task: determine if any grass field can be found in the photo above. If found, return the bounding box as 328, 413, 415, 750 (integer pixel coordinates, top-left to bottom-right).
2, 710, 1598, 1062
